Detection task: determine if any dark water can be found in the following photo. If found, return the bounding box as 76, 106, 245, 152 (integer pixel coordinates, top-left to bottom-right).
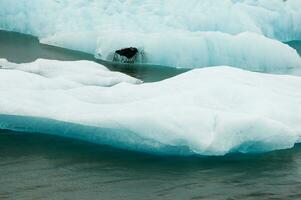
1, 130, 301, 200
1, 30, 301, 200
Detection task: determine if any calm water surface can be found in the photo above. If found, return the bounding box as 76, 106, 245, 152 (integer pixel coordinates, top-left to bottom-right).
1, 131, 301, 200
1, 30, 301, 200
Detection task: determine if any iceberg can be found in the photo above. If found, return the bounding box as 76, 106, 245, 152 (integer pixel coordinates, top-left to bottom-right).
1, 0, 300, 41
0, 59, 300, 156
95, 31, 301, 71
0, 0, 300, 69
0, 59, 142, 87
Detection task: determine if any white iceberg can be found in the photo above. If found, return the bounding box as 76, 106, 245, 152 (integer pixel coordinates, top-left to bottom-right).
96, 31, 301, 71
0, 59, 142, 88
0, 59, 300, 156
1, 0, 300, 42
0, 0, 300, 69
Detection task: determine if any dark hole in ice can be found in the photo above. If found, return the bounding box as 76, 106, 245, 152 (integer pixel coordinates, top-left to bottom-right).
115, 47, 138, 59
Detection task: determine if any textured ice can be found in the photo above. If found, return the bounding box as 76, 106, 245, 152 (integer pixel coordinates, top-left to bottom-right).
0, 59, 300, 156
0, 0, 300, 69
96, 31, 301, 71
0, 59, 142, 87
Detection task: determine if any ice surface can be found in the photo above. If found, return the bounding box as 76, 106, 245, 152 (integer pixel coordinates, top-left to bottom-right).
96, 31, 301, 71
0, 0, 300, 69
0, 59, 300, 156
0, 59, 142, 87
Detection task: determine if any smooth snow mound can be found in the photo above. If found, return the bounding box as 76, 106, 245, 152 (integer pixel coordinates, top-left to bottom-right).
0, 0, 300, 69
0, 59, 142, 88
0, 59, 300, 156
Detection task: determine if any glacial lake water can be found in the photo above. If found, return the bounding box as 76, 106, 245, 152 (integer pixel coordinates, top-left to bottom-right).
1, 30, 301, 200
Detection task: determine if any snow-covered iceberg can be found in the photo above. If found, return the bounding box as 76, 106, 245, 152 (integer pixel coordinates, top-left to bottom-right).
0, 59, 142, 87
96, 31, 301, 71
0, 59, 300, 156
1, 0, 300, 42
0, 0, 300, 69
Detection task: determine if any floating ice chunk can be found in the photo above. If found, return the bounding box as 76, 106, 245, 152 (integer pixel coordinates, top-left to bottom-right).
0, 59, 142, 89
0, 59, 300, 156
96, 31, 301, 72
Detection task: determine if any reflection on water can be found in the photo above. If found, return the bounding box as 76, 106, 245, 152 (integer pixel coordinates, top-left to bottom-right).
1, 130, 301, 200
